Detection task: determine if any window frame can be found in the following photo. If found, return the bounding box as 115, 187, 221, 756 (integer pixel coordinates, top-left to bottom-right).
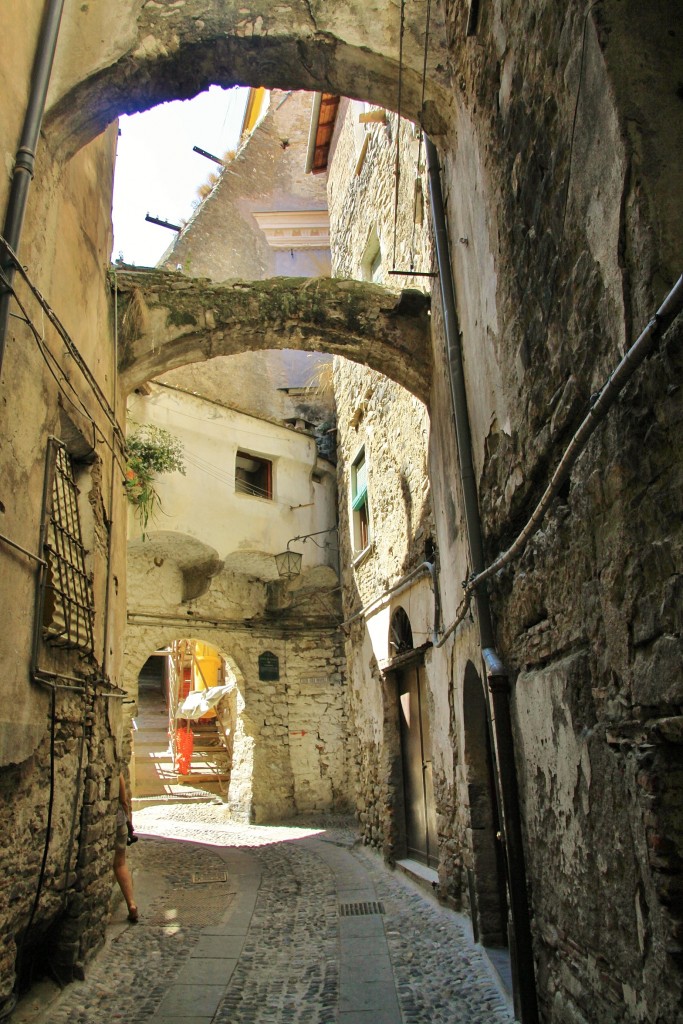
38, 437, 96, 657
350, 446, 371, 559
235, 450, 273, 500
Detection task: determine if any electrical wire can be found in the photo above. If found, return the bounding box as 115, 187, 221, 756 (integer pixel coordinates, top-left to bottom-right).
539, 3, 599, 341
171, 443, 323, 513
559, 3, 599, 255
14, 687, 57, 997
143, 383, 323, 447
0, 233, 125, 449
61, 703, 89, 908
0, 264, 128, 479
409, 0, 433, 270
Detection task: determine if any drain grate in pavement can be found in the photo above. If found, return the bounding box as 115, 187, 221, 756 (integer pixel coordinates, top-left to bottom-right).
339, 901, 385, 916
146, 886, 235, 927
192, 870, 228, 884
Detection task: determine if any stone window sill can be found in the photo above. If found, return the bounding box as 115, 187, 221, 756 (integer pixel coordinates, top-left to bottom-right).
234, 491, 273, 503
352, 541, 374, 568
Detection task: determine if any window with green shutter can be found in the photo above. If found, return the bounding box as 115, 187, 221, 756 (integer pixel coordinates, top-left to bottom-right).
351, 448, 370, 553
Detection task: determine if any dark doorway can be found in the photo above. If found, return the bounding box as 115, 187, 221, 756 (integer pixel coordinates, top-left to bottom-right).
138, 653, 165, 695
398, 662, 438, 869
463, 661, 508, 946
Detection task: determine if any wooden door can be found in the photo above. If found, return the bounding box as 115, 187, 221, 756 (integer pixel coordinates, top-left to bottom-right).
398, 664, 438, 868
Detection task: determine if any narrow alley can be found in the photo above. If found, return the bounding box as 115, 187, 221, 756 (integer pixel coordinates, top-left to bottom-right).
13, 804, 512, 1024
3, 6, 681, 1024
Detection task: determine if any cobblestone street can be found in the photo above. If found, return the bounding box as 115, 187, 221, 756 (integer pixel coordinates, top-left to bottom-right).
14, 804, 514, 1024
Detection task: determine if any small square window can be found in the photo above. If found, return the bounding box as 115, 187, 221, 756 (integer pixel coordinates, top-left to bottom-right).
235, 451, 272, 499
351, 448, 370, 554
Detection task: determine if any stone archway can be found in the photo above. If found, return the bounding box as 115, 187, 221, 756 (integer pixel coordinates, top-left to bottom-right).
123, 626, 253, 818
114, 270, 432, 400
44, 1, 453, 159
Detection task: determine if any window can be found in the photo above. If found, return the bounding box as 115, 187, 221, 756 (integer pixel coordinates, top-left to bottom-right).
40, 440, 95, 655
351, 448, 370, 555
362, 228, 382, 283
235, 451, 272, 499
370, 247, 382, 283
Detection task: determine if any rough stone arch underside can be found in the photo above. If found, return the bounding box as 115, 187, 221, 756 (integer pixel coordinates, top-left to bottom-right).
124, 625, 247, 698
46, 1, 454, 158
115, 270, 433, 403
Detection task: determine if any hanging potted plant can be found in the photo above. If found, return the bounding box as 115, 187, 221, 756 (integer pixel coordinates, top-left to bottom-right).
125, 423, 185, 537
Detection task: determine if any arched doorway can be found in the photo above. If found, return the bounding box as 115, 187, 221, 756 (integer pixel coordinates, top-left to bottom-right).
393, 608, 438, 870
133, 638, 236, 801
462, 661, 507, 947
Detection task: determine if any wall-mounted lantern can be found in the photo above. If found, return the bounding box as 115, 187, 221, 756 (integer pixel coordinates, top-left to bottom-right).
274, 527, 338, 580
274, 546, 303, 580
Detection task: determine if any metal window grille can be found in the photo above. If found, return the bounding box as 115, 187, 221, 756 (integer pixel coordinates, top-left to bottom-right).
40, 441, 95, 655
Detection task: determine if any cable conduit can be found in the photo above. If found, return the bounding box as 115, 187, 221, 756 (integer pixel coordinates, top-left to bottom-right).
438, 272, 683, 648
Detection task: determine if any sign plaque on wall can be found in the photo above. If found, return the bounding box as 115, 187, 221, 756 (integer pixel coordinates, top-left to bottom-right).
258, 651, 280, 681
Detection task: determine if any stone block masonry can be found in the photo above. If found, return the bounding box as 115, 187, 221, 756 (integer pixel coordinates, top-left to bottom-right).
0, 2, 680, 1021
0, 684, 125, 1004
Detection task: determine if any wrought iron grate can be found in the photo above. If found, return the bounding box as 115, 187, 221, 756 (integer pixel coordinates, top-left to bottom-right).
339, 901, 385, 916
192, 870, 228, 884
41, 442, 95, 654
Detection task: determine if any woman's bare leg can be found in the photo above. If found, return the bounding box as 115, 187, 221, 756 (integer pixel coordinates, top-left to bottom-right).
113, 847, 137, 918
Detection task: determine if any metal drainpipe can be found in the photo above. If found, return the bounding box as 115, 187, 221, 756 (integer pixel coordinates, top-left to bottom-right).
425, 134, 539, 1024
0, 0, 65, 375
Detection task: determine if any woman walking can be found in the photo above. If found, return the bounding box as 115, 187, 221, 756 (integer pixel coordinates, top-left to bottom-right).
113, 772, 138, 923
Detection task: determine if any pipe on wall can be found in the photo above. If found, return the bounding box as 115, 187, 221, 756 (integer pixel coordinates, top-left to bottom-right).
342, 560, 440, 645
425, 134, 539, 1024
0, 0, 65, 374
436, 272, 683, 647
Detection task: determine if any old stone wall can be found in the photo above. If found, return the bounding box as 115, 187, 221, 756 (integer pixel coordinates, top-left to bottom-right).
434, 2, 683, 1021
0, 5, 129, 1010
328, 100, 502, 930
42, 2, 454, 159
329, 10, 683, 1018
328, 103, 449, 869
1, 1, 681, 1020
162, 90, 329, 281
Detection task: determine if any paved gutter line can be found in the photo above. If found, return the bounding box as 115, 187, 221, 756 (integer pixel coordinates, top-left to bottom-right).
304, 837, 404, 1024
146, 847, 262, 1024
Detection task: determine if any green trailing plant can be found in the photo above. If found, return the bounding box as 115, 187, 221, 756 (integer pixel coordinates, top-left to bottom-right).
125, 423, 185, 537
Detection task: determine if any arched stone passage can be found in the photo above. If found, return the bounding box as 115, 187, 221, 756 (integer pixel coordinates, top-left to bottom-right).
45, 1, 453, 159
115, 269, 432, 402
123, 626, 254, 817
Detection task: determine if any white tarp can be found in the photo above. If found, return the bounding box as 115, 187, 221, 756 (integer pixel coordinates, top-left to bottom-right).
176, 684, 234, 720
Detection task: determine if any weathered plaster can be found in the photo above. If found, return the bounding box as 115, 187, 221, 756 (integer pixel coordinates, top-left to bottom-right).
162, 90, 330, 282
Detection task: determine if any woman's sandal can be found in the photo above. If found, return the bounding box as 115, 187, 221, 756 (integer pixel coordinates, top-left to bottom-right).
127, 905, 139, 923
